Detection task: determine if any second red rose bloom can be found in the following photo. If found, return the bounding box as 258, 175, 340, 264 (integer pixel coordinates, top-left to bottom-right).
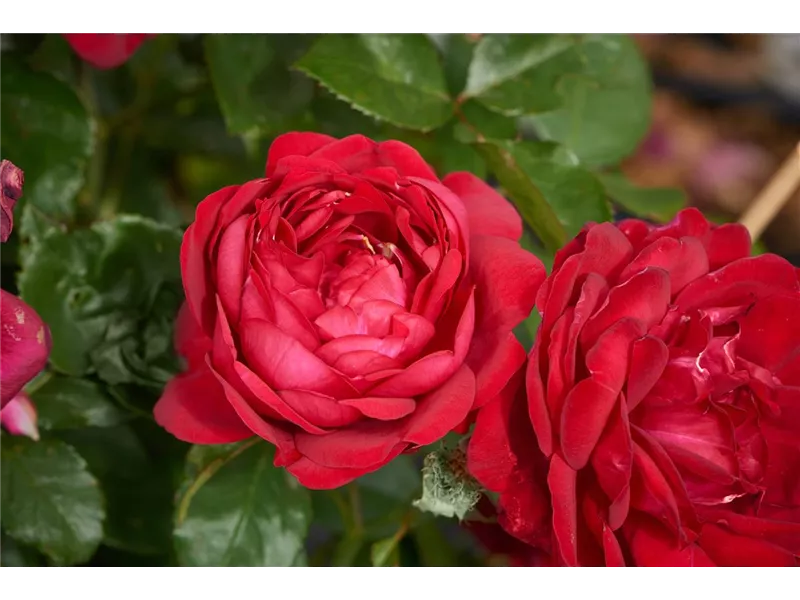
155, 133, 544, 489
468, 208, 800, 566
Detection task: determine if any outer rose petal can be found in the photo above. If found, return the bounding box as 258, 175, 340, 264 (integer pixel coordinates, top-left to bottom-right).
265, 132, 336, 177
699, 523, 797, 566
154, 367, 253, 444
287, 445, 407, 490
63, 34, 152, 69
625, 518, 716, 566
0, 291, 51, 407
443, 172, 523, 240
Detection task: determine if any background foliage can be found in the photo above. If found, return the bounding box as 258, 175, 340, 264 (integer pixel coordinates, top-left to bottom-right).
0, 33, 686, 566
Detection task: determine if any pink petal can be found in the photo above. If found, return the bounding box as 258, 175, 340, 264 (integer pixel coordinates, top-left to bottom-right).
1, 392, 39, 440
240, 318, 356, 398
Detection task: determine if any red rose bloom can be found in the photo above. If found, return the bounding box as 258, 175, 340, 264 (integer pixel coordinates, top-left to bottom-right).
155, 133, 543, 489
63, 34, 153, 69
468, 208, 800, 566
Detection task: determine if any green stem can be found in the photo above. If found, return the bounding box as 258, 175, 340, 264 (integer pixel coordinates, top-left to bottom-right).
79, 64, 108, 223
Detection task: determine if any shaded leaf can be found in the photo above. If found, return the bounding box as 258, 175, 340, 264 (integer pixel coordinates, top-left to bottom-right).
18, 215, 183, 384
205, 34, 314, 135
429, 34, 479, 97
1, 532, 46, 567
1, 436, 104, 566
597, 172, 685, 222
0, 56, 93, 235
295, 34, 452, 131
174, 440, 312, 566
59, 423, 183, 556
32, 376, 126, 430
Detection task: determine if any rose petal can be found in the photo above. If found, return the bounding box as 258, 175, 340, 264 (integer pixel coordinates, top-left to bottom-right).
625, 517, 715, 566
403, 363, 476, 447
240, 319, 356, 398
469, 235, 544, 332
591, 398, 633, 530
465, 330, 527, 410
265, 132, 336, 177
675, 254, 800, 313
443, 172, 522, 240
737, 293, 800, 372
339, 396, 416, 420
277, 389, 362, 429
526, 338, 553, 457
626, 335, 669, 412
699, 523, 796, 566
154, 367, 253, 444
705, 223, 751, 271
561, 318, 645, 470
287, 446, 406, 490
548, 453, 579, 567
1, 392, 39, 440
294, 420, 407, 469
216, 215, 250, 324
618, 236, 709, 296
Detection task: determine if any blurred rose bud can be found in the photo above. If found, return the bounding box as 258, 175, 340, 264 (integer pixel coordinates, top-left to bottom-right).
62, 34, 154, 69
0, 290, 52, 407
1, 159, 23, 243
0, 392, 39, 441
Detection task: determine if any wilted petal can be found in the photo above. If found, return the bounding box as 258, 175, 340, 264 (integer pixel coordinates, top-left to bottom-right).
1, 159, 24, 243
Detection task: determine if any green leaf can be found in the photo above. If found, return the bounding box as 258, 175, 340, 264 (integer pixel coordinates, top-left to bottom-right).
32, 376, 126, 431
525, 35, 652, 166
472, 140, 567, 251
295, 34, 452, 131
429, 34, 479, 97
1, 436, 104, 565
371, 528, 405, 567
205, 34, 315, 135
59, 423, 183, 556
457, 99, 519, 141
1, 532, 46, 567
499, 140, 611, 237
0, 56, 93, 233
18, 215, 183, 384
464, 34, 579, 113
174, 440, 312, 566
597, 172, 685, 222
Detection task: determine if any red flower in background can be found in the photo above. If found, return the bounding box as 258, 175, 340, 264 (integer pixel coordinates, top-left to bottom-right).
469, 208, 800, 566
63, 34, 153, 69
0, 160, 52, 409
155, 132, 544, 489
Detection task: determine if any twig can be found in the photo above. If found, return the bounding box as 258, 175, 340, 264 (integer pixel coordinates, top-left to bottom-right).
738, 143, 800, 242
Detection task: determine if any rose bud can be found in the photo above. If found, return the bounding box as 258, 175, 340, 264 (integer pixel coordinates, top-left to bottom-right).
1, 159, 24, 243
1, 290, 52, 408
1, 392, 39, 441
62, 34, 153, 69
468, 208, 800, 566
155, 132, 544, 489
